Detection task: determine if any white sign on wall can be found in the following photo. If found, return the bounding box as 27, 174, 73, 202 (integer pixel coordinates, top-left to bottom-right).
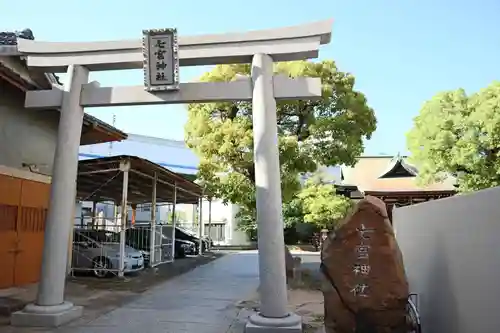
142, 28, 180, 92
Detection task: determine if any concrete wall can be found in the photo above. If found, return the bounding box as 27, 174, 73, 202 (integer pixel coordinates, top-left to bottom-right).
393, 187, 500, 333
0, 80, 58, 175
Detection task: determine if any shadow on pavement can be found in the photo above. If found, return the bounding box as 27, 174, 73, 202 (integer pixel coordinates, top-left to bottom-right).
0, 252, 224, 328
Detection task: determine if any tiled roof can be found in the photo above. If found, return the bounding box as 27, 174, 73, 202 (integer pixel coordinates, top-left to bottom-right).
342, 156, 456, 192
378, 154, 418, 178
0, 28, 61, 86
0, 29, 34, 45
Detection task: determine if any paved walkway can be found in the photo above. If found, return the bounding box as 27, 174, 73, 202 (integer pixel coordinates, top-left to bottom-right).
61, 252, 260, 333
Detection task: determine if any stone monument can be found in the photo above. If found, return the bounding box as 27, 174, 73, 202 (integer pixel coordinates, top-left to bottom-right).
320, 196, 409, 333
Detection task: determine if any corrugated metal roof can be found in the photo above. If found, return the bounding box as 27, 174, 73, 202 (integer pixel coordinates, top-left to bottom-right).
78, 155, 203, 204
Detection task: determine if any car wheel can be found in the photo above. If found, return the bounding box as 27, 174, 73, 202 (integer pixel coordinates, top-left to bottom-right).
92, 257, 111, 278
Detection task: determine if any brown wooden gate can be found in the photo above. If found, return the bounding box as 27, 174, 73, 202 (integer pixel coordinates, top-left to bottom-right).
0, 174, 49, 289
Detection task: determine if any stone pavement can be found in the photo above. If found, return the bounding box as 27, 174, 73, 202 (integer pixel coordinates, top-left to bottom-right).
46, 253, 258, 333
55, 252, 260, 333
2, 252, 258, 333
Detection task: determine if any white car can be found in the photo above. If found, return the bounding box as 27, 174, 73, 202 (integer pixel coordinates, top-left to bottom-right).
72, 230, 144, 278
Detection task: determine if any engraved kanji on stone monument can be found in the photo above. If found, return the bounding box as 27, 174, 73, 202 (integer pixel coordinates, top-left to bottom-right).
353, 263, 371, 276
355, 244, 370, 260
353, 225, 373, 297
357, 223, 374, 241
350, 283, 369, 297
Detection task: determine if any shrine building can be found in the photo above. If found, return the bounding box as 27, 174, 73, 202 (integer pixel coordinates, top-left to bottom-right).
340, 155, 457, 221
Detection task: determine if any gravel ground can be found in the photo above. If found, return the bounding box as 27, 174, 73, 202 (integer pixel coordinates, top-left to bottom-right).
236, 252, 325, 333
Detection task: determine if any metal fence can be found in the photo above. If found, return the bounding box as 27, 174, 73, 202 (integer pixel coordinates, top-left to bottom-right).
71, 221, 126, 278
70, 217, 175, 278
141, 223, 175, 267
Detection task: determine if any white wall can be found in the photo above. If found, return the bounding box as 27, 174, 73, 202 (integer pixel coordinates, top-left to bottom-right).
0, 81, 58, 175
227, 204, 249, 245
393, 187, 500, 333
199, 199, 249, 245
161, 199, 249, 245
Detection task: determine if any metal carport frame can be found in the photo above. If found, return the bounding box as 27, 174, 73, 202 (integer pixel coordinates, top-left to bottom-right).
75, 155, 205, 276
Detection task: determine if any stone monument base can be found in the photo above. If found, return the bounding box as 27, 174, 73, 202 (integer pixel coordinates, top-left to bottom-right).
10, 301, 82, 327
245, 312, 302, 333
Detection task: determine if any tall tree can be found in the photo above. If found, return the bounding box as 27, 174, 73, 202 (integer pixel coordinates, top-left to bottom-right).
407, 81, 500, 192
297, 180, 353, 230
185, 60, 376, 231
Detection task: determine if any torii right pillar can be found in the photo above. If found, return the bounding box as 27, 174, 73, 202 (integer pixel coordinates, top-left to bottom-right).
246, 53, 302, 332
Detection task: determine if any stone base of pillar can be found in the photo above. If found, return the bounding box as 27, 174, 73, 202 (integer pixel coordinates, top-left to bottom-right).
10, 301, 82, 327
245, 312, 302, 333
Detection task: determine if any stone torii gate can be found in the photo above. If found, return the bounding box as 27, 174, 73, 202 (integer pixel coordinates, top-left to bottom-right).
11, 20, 333, 332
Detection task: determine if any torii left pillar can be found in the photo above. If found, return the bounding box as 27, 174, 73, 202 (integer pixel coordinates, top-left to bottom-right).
11, 65, 88, 327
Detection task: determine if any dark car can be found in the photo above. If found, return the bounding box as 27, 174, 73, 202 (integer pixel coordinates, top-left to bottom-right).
161, 225, 210, 254
125, 226, 195, 265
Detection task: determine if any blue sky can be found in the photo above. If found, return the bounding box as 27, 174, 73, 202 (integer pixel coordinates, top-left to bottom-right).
3, 0, 500, 155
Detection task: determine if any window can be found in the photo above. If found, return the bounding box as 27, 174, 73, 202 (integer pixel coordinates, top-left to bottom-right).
204, 223, 225, 242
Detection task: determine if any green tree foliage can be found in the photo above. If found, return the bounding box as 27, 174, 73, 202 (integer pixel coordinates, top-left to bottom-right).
185, 60, 376, 231
407, 81, 500, 192
282, 197, 304, 228
297, 179, 354, 230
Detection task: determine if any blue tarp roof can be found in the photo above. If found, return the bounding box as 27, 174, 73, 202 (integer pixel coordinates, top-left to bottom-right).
79, 134, 199, 174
